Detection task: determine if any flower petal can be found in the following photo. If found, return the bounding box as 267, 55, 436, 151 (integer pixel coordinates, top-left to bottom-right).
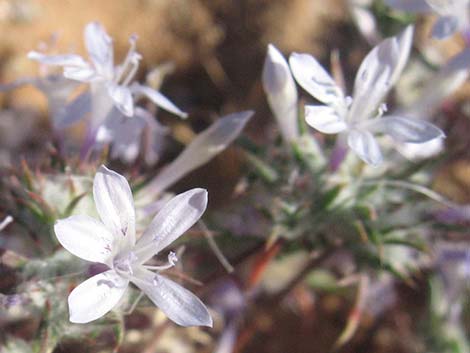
384, 0, 432, 12
431, 15, 459, 39
84, 21, 114, 78
371, 116, 445, 143
64, 66, 99, 82
135, 188, 207, 263
350, 4, 380, 45
131, 267, 212, 327
54, 91, 91, 130
27, 51, 89, 68
262, 44, 299, 142
0, 77, 37, 92
141, 111, 252, 195
103, 111, 146, 163
93, 165, 136, 251
68, 270, 128, 323
396, 138, 444, 160
347, 129, 383, 166
107, 84, 134, 117
134, 107, 169, 165
131, 83, 188, 118
349, 26, 413, 123
289, 52, 344, 105
426, 0, 462, 14
54, 215, 115, 265
305, 105, 348, 134
405, 48, 470, 118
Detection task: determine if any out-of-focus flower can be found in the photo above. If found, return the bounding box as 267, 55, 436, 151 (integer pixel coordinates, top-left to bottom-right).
385, 0, 470, 39
404, 50, 470, 117
209, 279, 246, 353
435, 204, 470, 223
0, 75, 82, 131
28, 22, 186, 119
22, 22, 187, 163
348, 0, 381, 45
289, 26, 445, 166
435, 243, 470, 318
262, 44, 299, 143
96, 106, 169, 164
54, 165, 212, 326
395, 48, 470, 159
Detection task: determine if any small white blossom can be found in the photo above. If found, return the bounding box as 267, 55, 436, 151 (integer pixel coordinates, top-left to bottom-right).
54, 165, 212, 326
28, 21, 187, 119
289, 26, 445, 166
385, 0, 470, 39
262, 44, 299, 143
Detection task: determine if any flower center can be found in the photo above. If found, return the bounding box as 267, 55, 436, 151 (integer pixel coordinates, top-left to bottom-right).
113, 251, 138, 276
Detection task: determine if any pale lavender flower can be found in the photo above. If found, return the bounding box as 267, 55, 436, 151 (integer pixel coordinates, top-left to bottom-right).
385, 0, 470, 39
54, 165, 212, 326
0, 74, 82, 131
209, 279, 246, 353
436, 242, 470, 322
0, 293, 26, 309
28, 22, 186, 120
26, 22, 186, 162
95, 107, 169, 164
289, 26, 445, 166
262, 44, 299, 143
435, 204, 470, 223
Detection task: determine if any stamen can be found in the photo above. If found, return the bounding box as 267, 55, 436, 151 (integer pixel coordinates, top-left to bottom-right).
113, 251, 137, 275
378, 103, 388, 116
145, 251, 179, 275
168, 251, 178, 266
115, 34, 142, 85
151, 252, 178, 285
121, 54, 141, 86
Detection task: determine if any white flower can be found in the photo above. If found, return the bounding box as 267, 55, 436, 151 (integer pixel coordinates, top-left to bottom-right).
54, 165, 212, 326
385, 0, 470, 39
289, 26, 445, 166
262, 44, 299, 143
28, 21, 187, 119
